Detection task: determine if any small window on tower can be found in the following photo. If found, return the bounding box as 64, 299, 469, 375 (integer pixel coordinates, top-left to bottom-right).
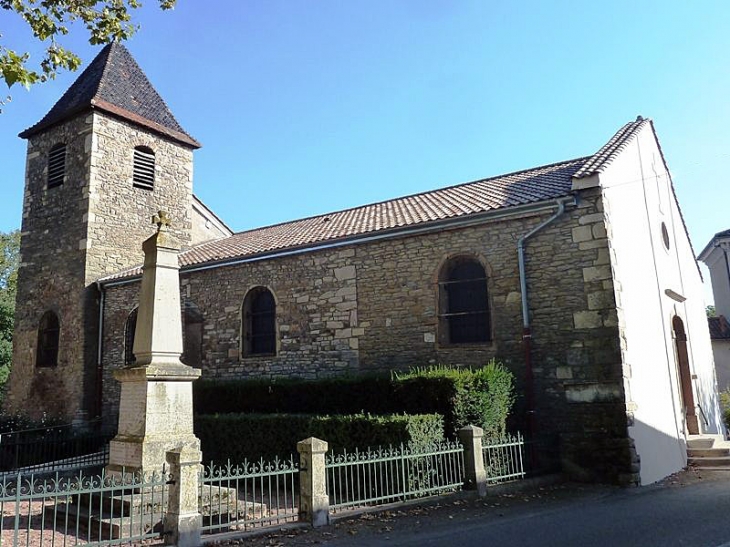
133, 146, 155, 190
36, 311, 60, 367
47, 143, 66, 188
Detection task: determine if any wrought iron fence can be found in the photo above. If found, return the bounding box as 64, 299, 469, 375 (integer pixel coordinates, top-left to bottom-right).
482, 433, 526, 483
0, 421, 113, 473
0, 466, 169, 546
326, 441, 464, 512
199, 457, 300, 535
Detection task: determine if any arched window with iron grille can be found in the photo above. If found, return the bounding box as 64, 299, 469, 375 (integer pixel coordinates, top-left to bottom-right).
36, 311, 60, 367
438, 257, 491, 344
242, 287, 276, 356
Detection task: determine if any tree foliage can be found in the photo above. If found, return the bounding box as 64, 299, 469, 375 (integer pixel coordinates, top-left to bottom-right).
1, 0, 176, 93
0, 230, 20, 388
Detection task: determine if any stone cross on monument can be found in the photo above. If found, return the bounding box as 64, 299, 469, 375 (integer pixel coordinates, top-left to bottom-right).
107, 211, 202, 475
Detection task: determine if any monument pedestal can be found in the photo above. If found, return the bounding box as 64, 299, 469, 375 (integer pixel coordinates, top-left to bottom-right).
108, 363, 201, 474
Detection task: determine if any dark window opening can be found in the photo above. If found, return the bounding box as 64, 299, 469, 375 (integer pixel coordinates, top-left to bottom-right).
36, 311, 60, 367
182, 302, 204, 367
47, 143, 66, 188
439, 257, 490, 344
242, 287, 276, 356
133, 146, 155, 190
661, 222, 670, 250
124, 308, 138, 366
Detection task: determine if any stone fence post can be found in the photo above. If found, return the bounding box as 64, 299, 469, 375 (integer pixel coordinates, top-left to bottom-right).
165, 447, 202, 547
458, 425, 487, 497
297, 437, 330, 527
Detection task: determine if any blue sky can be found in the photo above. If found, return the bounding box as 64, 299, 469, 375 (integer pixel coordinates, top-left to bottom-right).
1, 1, 729, 299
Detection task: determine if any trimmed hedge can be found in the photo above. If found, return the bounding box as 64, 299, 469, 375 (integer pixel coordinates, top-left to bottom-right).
393, 362, 514, 437
194, 413, 444, 464
194, 376, 394, 416
194, 360, 514, 438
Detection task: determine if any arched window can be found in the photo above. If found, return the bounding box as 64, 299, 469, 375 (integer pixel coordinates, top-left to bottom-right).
182, 301, 204, 367
132, 146, 155, 190
242, 287, 276, 356
36, 311, 60, 367
124, 308, 138, 366
438, 257, 490, 344
47, 143, 66, 188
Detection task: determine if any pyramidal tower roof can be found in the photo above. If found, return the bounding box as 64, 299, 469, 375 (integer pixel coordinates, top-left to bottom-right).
19, 42, 200, 148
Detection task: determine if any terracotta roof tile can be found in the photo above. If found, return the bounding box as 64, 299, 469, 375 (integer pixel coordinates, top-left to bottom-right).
99, 156, 587, 283
574, 117, 650, 179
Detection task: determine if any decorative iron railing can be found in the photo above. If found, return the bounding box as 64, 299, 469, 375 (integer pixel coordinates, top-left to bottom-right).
0, 421, 113, 473
0, 467, 169, 546
482, 433, 526, 483
325, 441, 465, 512
199, 457, 300, 535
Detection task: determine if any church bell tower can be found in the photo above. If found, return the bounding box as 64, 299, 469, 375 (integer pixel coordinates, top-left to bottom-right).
4, 42, 201, 423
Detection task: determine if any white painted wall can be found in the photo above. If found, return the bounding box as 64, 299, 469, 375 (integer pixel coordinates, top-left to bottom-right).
703, 246, 730, 318
712, 340, 730, 393
597, 123, 722, 485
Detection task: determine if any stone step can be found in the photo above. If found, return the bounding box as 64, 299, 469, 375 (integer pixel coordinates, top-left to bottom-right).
45, 501, 163, 541
77, 484, 239, 516
687, 448, 730, 458
688, 456, 730, 468
687, 438, 715, 449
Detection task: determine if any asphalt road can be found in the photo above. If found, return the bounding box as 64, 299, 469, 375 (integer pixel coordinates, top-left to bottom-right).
330, 474, 730, 547
217, 470, 730, 547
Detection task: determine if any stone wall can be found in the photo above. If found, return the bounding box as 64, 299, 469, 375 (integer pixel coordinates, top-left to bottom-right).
6, 111, 197, 421
5, 114, 95, 421
85, 112, 194, 280
101, 187, 634, 482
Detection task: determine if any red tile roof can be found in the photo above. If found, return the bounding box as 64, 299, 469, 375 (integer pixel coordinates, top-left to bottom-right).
99, 156, 587, 283
573, 117, 650, 179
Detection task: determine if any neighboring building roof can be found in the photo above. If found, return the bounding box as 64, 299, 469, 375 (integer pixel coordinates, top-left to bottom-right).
698, 229, 730, 262
99, 156, 588, 283
574, 116, 650, 178
19, 42, 200, 148
708, 316, 730, 340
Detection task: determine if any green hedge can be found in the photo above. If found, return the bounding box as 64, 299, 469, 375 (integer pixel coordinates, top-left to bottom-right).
194, 413, 444, 464
393, 362, 515, 437
194, 360, 515, 438
194, 376, 394, 416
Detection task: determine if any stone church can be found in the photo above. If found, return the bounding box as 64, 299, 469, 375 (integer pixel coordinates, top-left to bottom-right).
5, 43, 724, 485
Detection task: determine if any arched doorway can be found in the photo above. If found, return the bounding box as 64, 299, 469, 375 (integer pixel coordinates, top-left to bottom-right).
673, 316, 699, 434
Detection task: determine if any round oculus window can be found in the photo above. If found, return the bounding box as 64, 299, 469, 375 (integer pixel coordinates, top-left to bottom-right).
661, 222, 670, 250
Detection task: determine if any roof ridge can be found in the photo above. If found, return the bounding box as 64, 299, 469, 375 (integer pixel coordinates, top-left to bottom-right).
216, 155, 590, 239
574, 118, 651, 179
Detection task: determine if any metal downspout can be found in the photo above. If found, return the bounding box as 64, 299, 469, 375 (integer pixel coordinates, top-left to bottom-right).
517, 198, 571, 440
95, 281, 105, 421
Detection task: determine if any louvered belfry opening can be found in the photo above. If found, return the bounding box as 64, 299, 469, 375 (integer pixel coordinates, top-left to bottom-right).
133, 146, 155, 190
36, 311, 60, 367
47, 143, 66, 188
439, 257, 491, 344
242, 287, 276, 356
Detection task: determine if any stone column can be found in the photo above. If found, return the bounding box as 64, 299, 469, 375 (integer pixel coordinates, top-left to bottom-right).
107, 212, 202, 475
297, 437, 330, 527
165, 447, 202, 547
458, 425, 487, 497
